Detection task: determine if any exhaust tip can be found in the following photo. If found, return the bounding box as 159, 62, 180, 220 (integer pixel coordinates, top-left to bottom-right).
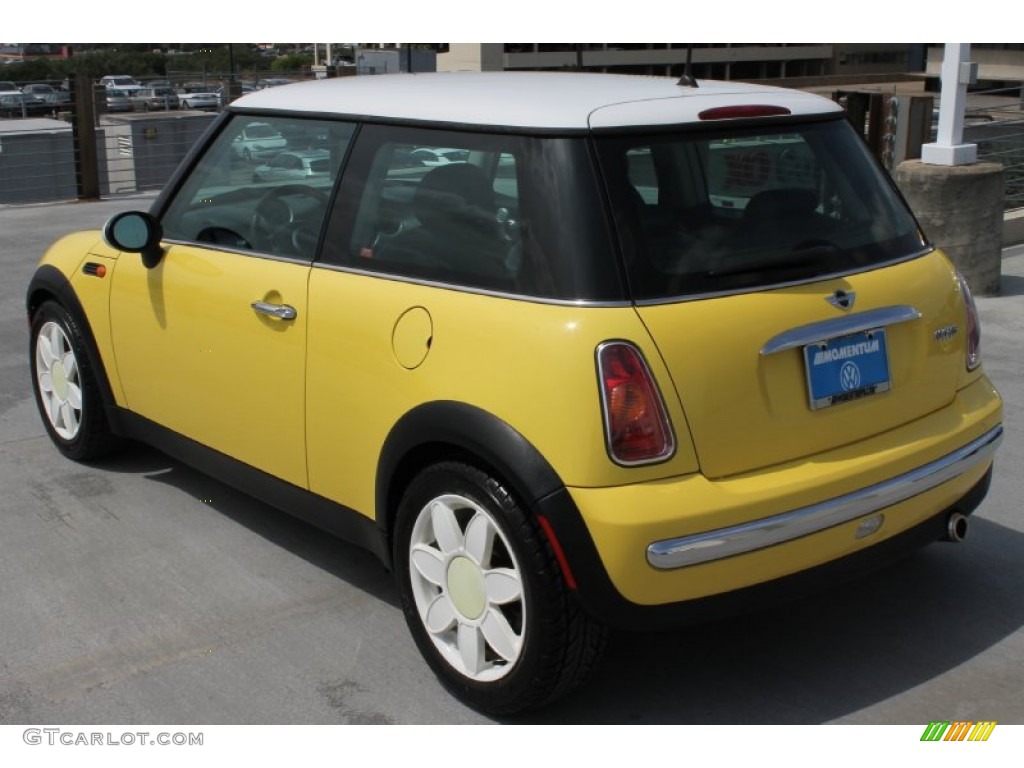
944, 512, 969, 543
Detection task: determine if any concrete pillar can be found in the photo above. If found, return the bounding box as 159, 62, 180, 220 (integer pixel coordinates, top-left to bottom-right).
894, 160, 1004, 295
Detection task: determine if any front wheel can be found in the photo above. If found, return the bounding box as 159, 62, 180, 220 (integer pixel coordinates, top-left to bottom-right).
394, 462, 606, 714
30, 301, 120, 461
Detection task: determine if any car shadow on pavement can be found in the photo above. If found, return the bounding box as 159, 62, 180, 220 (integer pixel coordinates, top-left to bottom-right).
95, 444, 398, 609
530, 515, 1024, 724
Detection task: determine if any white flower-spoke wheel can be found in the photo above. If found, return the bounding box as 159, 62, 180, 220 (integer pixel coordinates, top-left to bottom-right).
408, 492, 525, 682
30, 301, 119, 461
35, 319, 83, 440
395, 462, 608, 714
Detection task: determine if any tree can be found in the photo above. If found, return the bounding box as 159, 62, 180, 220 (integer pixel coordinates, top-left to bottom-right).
271, 53, 312, 73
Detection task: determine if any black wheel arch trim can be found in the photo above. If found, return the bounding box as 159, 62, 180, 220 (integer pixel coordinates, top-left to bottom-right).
26, 264, 118, 411
375, 401, 567, 547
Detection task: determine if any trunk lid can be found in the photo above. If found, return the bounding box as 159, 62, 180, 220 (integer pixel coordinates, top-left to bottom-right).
637, 252, 966, 478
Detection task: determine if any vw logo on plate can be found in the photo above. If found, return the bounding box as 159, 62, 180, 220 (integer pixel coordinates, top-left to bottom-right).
840, 361, 861, 391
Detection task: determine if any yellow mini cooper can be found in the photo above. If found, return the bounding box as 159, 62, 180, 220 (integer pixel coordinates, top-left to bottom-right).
27, 72, 1003, 714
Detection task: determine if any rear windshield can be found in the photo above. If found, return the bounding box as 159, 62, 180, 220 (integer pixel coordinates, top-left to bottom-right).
595, 118, 927, 300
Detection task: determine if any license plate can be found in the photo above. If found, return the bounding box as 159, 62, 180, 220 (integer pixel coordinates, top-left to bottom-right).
803, 329, 891, 409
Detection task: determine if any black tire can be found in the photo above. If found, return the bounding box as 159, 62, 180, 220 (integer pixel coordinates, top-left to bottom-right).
29, 300, 121, 461
393, 461, 607, 715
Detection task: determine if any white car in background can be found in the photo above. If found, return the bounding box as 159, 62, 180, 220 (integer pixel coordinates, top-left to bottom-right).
408, 147, 471, 166
99, 75, 144, 98
252, 149, 330, 182
178, 83, 220, 111
231, 121, 287, 161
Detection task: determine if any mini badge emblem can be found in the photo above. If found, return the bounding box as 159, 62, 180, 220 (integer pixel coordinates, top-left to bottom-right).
826, 289, 856, 311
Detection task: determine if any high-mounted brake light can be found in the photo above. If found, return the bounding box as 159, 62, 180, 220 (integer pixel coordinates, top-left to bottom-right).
956, 271, 982, 371
698, 105, 792, 121
596, 342, 675, 466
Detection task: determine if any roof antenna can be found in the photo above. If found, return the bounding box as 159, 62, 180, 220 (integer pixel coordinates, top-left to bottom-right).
676, 44, 698, 88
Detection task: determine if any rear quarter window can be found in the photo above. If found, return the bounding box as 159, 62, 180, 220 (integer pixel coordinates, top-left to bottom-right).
320, 124, 623, 302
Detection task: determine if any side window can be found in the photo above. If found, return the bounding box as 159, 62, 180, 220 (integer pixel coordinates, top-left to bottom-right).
340, 135, 522, 291
160, 116, 354, 260
321, 126, 623, 302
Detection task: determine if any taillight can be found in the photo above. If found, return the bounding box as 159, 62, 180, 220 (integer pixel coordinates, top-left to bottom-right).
596, 342, 675, 465
956, 271, 982, 371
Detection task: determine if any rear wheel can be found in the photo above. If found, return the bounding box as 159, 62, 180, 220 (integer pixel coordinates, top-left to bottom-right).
30, 301, 120, 461
394, 461, 606, 714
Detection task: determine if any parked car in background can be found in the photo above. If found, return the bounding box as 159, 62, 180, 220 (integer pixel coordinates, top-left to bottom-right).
216, 83, 256, 106
398, 147, 472, 167
0, 80, 20, 93
100, 75, 139, 88
100, 75, 144, 98
252, 149, 331, 182
178, 83, 220, 111
103, 89, 134, 113
0, 91, 49, 118
231, 121, 287, 161
132, 86, 180, 111
22, 83, 71, 107
257, 77, 294, 89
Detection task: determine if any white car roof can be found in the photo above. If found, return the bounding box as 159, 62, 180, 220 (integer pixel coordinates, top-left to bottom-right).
231, 72, 842, 131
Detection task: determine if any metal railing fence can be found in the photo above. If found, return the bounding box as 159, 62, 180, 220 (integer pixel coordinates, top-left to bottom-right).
966, 120, 1024, 210
1, 75, 217, 204
2, 75, 1023, 210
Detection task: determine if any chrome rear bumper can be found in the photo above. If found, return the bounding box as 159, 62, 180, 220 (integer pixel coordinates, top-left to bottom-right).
646, 425, 1003, 570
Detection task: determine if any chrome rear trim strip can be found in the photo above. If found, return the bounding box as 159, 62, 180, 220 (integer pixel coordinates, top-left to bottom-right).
760, 305, 922, 356
646, 424, 1002, 570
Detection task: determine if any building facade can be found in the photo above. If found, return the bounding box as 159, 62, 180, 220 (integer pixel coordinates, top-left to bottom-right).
438, 43, 916, 82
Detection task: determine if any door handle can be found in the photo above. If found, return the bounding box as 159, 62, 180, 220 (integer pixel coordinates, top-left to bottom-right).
251, 301, 297, 320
